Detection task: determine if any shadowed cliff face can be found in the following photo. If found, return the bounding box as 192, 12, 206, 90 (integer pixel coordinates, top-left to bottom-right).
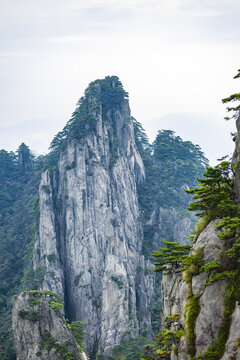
33, 77, 154, 357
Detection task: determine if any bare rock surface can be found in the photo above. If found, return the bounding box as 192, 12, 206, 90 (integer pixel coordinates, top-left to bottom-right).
195, 280, 227, 355
33, 78, 154, 356
12, 292, 88, 360
221, 302, 240, 360
161, 219, 239, 359
193, 219, 223, 262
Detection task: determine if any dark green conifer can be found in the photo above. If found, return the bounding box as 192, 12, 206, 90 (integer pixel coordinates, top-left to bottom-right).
186, 161, 238, 219
153, 240, 192, 272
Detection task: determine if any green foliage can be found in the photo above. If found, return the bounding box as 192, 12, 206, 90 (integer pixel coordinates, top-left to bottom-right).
39, 329, 84, 359
0, 146, 47, 359
74, 272, 83, 286
147, 274, 162, 334
182, 247, 204, 282
141, 329, 185, 360
164, 313, 180, 327
183, 247, 204, 270
39, 330, 57, 352
193, 214, 212, 240
109, 136, 120, 169
153, 240, 192, 272
20, 290, 64, 312
110, 335, 155, 360
222, 69, 240, 120
216, 216, 240, 240
21, 267, 45, 289
66, 161, 76, 170
16, 293, 84, 358
134, 125, 208, 223
182, 148, 240, 358
200, 259, 220, 273
49, 300, 64, 311
111, 276, 124, 289
186, 161, 237, 220
68, 321, 88, 351
194, 272, 240, 359
17, 143, 34, 172
18, 309, 41, 322
41, 185, 51, 194
47, 253, 57, 263
23, 289, 62, 300
185, 294, 200, 357
50, 76, 128, 154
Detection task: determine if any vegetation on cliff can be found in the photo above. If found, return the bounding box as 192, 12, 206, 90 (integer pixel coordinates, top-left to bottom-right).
143, 69, 240, 360
143, 157, 240, 359
222, 68, 240, 120
0, 77, 209, 360
134, 123, 208, 221
50, 76, 128, 153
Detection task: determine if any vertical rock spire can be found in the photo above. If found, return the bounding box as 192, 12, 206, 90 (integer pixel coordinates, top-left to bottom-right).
33, 76, 153, 357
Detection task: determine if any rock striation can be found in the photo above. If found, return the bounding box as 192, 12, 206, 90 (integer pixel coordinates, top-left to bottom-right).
33, 77, 154, 357
144, 205, 195, 252
11, 76, 203, 360
12, 291, 88, 360
159, 110, 240, 360
161, 216, 240, 359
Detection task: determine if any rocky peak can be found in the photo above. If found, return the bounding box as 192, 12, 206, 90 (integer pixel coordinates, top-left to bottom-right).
33, 76, 152, 358
50, 76, 145, 183
12, 291, 88, 360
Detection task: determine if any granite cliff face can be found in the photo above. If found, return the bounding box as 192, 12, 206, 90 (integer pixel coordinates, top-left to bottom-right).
161, 221, 230, 359
144, 205, 195, 251
161, 221, 240, 360
12, 291, 88, 360
160, 116, 240, 360
33, 77, 154, 357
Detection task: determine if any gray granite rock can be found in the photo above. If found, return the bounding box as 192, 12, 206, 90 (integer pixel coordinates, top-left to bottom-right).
12, 292, 88, 360
33, 78, 154, 356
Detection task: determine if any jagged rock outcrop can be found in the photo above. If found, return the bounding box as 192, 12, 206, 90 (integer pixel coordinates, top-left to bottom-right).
160, 105, 240, 359
33, 77, 154, 357
161, 220, 240, 360
12, 291, 88, 360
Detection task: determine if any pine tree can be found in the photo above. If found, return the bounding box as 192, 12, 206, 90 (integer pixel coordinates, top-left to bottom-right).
222, 69, 240, 120
185, 161, 237, 219
153, 240, 192, 272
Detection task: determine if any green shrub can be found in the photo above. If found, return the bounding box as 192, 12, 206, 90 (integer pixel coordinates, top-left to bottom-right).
184, 293, 200, 357
153, 240, 192, 272
68, 321, 87, 350
18, 309, 41, 322
111, 335, 155, 360
111, 276, 124, 289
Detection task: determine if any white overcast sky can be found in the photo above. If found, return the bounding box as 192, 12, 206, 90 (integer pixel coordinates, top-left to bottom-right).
0, 0, 240, 164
